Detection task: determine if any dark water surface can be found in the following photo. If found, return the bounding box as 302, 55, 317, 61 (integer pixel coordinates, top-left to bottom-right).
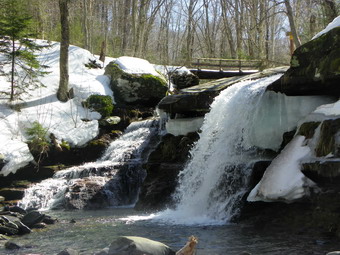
1, 208, 339, 255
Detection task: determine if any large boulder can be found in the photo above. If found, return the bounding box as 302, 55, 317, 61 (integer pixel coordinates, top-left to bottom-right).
267, 26, 340, 96
105, 57, 168, 106
107, 236, 175, 255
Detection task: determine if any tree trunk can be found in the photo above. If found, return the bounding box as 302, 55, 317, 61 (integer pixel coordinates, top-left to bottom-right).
10, 38, 15, 101
57, 0, 70, 102
284, 0, 301, 48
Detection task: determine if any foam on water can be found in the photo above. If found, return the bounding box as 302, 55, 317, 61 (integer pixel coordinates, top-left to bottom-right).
19, 119, 159, 210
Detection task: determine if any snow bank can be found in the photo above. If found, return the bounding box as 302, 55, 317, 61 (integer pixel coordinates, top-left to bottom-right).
312, 15, 340, 40
313, 99, 340, 117
247, 136, 315, 202
0, 40, 114, 176
115, 56, 159, 76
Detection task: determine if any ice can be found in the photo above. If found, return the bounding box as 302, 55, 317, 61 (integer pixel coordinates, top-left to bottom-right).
250, 92, 333, 150
247, 135, 315, 202
166, 117, 204, 136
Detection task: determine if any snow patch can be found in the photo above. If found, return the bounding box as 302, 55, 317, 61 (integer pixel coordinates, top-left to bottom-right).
247, 135, 315, 202
115, 56, 159, 76
0, 40, 114, 176
312, 15, 340, 40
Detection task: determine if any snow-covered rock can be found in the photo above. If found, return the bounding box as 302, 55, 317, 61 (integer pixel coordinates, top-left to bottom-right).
312, 15, 340, 40
247, 135, 315, 202
104, 57, 168, 106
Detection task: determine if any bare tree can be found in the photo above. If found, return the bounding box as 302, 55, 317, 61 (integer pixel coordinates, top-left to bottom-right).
57, 0, 70, 102
284, 0, 301, 48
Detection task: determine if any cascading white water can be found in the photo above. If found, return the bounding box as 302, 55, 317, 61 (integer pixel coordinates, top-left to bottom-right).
152, 76, 280, 225
142, 74, 333, 225
19, 119, 160, 210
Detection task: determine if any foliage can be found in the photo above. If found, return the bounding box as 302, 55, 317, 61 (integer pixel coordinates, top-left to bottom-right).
25, 121, 50, 156
60, 140, 71, 150
84, 94, 114, 118
0, 0, 49, 101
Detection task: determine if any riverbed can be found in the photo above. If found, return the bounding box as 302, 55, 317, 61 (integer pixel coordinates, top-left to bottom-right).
1, 208, 339, 255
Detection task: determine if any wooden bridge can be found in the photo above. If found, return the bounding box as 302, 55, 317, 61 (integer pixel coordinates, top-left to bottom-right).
189, 58, 264, 79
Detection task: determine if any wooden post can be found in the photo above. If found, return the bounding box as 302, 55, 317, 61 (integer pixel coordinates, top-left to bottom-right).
286, 31, 295, 56
197, 58, 201, 71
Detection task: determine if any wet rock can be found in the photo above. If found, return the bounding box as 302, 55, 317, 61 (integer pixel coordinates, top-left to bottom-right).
0, 216, 19, 235
158, 67, 287, 118
108, 236, 175, 255
0, 188, 25, 201
0, 234, 8, 240
302, 161, 340, 186
327, 252, 340, 255
4, 241, 21, 250
0, 196, 4, 202
43, 215, 58, 225
57, 248, 79, 255
21, 210, 45, 228
315, 118, 340, 157
267, 27, 340, 96
32, 222, 46, 229
8, 205, 26, 215
136, 133, 199, 210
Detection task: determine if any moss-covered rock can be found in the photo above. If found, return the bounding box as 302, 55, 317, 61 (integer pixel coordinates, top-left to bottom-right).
268, 27, 340, 96
104, 61, 168, 106
84, 94, 114, 118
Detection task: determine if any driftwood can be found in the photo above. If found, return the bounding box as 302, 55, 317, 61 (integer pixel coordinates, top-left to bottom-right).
176, 236, 198, 255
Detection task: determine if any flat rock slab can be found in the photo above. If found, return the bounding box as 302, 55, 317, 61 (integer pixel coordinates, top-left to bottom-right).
158, 67, 288, 116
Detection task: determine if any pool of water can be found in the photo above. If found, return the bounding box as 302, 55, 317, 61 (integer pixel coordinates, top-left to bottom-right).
1, 208, 339, 255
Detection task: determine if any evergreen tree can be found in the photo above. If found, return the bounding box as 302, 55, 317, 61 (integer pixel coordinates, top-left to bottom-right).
0, 0, 48, 101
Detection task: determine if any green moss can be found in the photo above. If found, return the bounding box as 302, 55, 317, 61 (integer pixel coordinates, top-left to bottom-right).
297, 121, 321, 139
290, 56, 299, 67
60, 140, 70, 150
138, 74, 167, 88
85, 94, 114, 118
330, 57, 340, 73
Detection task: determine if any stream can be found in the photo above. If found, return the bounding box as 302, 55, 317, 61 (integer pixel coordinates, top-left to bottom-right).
1, 208, 339, 255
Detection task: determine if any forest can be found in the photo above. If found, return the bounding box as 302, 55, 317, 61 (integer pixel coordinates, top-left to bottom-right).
2, 0, 339, 66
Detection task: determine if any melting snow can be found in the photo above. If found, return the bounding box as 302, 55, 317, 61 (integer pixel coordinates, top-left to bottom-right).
0, 40, 114, 176
247, 135, 315, 202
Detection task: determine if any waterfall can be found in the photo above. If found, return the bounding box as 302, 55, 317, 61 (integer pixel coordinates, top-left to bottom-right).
148, 74, 333, 225
19, 119, 160, 210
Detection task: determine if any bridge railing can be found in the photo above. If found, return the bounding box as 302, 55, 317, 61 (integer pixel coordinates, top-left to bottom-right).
191, 58, 264, 72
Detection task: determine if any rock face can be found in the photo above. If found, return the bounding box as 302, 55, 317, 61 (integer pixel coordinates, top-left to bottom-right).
136, 133, 199, 211
158, 67, 288, 118
104, 59, 168, 106
267, 27, 340, 96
